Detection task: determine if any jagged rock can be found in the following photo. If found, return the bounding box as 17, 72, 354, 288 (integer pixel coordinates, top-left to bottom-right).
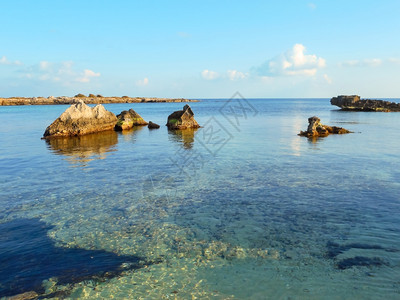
331, 95, 400, 112
299, 116, 351, 138
148, 121, 160, 129
114, 109, 148, 131
43, 100, 117, 138
166, 104, 200, 130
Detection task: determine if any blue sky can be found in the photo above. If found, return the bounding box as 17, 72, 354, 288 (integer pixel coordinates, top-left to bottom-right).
1, 0, 400, 98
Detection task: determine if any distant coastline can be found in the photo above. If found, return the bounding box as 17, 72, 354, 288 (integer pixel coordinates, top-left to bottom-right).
0, 95, 199, 106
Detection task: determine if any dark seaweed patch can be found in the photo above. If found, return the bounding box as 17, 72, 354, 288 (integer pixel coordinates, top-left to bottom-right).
326, 241, 396, 270
326, 241, 396, 259
0, 218, 144, 298
336, 256, 388, 269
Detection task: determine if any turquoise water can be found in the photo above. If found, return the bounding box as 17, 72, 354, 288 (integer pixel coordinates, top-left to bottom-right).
1, 98, 400, 299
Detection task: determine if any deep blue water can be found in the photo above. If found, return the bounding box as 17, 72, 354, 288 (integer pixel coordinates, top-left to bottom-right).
0, 98, 400, 299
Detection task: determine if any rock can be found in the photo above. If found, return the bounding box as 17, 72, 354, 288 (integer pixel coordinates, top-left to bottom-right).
299, 116, 351, 138
114, 108, 148, 131
43, 100, 118, 138
166, 104, 200, 130
148, 121, 160, 129
331, 95, 400, 112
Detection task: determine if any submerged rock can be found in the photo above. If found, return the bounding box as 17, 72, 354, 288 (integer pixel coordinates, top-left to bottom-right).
331, 95, 400, 112
299, 116, 351, 138
43, 100, 117, 138
148, 121, 160, 129
166, 104, 200, 130
114, 109, 148, 131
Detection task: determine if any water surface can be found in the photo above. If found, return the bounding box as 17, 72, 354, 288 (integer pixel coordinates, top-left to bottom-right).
1, 99, 399, 299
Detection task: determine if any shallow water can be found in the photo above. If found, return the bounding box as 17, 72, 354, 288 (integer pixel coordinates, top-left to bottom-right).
1, 98, 400, 299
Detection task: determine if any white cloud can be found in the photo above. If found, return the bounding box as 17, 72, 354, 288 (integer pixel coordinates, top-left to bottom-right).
341, 58, 382, 67
227, 70, 248, 80
201, 69, 219, 80
255, 44, 326, 77
0, 55, 22, 66
323, 74, 332, 84
136, 77, 149, 86
76, 69, 101, 83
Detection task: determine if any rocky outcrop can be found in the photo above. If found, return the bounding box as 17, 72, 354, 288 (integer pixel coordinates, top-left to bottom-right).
43, 101, 117, 138
148, 121, 160, 129
0, 96, 199, 106
114, 109, 148, 131
166, 105, 200, 130
331, 95, 400, 112
299, 116, 351, 138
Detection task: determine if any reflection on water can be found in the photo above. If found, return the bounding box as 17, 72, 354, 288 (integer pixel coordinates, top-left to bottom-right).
45, 130, 118, 166
168, 128, 198, 149
118, 125, 146, 142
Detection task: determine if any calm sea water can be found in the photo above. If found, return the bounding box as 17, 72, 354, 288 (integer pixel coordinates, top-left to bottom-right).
1, 98, 400, 299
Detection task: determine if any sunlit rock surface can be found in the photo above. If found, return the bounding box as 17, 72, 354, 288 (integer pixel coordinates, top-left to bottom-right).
43, 101, 117, 138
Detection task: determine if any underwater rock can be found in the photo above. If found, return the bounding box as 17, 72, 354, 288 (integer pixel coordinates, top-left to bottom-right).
114, 108, 148, 130
148, 121, 160, 129
331, 95, 400, 112
43, 100, 117, 138
166, 104, 200, 130
298, 116, 351, 138
0, 218, 143, 298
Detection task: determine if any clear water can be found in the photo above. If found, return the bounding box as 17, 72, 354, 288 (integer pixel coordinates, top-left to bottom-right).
1, 98, 400, 299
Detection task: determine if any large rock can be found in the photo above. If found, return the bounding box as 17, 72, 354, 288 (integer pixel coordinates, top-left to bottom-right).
331, 95, 400, 112
114, 109, 148, 131
43, 100, 117, 138
299, 116, 351, 138
166, 104, 200, 130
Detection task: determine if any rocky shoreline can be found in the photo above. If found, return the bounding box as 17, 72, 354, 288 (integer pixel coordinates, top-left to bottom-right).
0, 95, 199, 106
331, 95, 400, 112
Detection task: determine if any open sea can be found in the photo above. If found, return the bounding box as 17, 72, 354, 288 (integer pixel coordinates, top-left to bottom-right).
1, 98, 400, 299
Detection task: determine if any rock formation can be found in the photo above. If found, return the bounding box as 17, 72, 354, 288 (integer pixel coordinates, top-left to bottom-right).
114, 109, 148, 131
331, 95, 400, 112
299, 116, 351, 138
166, 105, 200, 130
43, 100, 118, 138
148, 121, 160, 129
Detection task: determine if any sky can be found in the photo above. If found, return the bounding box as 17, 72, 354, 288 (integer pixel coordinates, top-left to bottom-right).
1, 0, 400, 98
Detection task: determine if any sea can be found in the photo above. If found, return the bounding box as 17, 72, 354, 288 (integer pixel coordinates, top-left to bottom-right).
0, 98, 400, 299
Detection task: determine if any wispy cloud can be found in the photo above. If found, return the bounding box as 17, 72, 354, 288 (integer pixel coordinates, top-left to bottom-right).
323, 74, 332, 84
136, 77, 149, 86
201, 69, 219, 80
341, 58, 382, 67
308, 3, 317, 10
23, 61, 100, 84
177, 32, 191, 38
76, 69, 101, 83
255, 44, 326, 77
0, 55, 22, 66
227, 70, 248, 80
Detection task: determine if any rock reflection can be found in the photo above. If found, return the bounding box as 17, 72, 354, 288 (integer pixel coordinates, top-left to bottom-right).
118, 125, 146, 142
46, 130, 118, 166
168, 128, 198, 149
